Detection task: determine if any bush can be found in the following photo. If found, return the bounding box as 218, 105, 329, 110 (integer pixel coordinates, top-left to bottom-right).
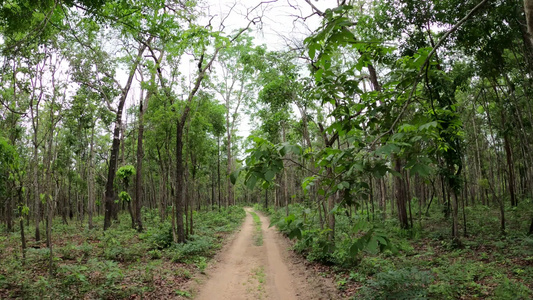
357, 267, 433, 300
140, 222, 173, 250
170, 234, 217, 262
494, 275, 532, 300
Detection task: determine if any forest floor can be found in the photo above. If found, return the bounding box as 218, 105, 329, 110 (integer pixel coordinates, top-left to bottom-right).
0, 206, 249, 299
262, 202, 533, 299
191, 207, 338, 300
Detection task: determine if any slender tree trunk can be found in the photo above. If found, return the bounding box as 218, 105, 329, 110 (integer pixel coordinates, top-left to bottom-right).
380, 178, 387, 219
394, 157, 409, 229
226, 120, 233, 207
104, 42, 147, 230
6, 194, 13, 232
135, 88, 150, 232
525, 0, 533, 47
104, 123, 122, 230
217, 136, 221, 211
451, 189, 460, 240
32, 140, 41, 241
175, 126, 186, 243
18, 186, 26, 262
88, 126, 95, 229
282, 125, 289, 216
264, 188, 268, 209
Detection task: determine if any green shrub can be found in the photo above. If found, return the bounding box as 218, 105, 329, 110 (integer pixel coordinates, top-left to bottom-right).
147, 249, 162, 259
357, 257, 395, 276
357, 267, 433, 300
140, 222, 173, 250
428, 259, 495, 298
493, 275, 532, 299
171, 234, 217, 262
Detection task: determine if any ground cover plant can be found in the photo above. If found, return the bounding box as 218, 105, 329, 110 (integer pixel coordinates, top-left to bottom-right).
0, 206, 245, 299
260, 201, 533, 299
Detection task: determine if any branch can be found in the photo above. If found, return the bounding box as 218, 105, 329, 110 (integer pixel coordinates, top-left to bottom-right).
2, 1, 57, 54
303, 0, 325, 16
370, 0, 489, 148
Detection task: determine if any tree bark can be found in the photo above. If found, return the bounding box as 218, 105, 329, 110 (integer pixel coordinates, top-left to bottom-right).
394, 157, 409, 229
525, 0, 533, 45
88, 126, 96, 229
134, 84, 152, 232
104, 42, 147, 230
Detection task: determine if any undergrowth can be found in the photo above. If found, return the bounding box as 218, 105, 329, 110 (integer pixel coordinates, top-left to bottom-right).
0, 206, 245, 299
257, 199, 533, 299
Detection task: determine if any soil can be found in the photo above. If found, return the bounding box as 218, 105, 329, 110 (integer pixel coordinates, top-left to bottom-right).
192, 208, 339, 300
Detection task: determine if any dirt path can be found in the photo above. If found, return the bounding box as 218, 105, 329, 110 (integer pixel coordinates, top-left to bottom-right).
194, 208, 337, 300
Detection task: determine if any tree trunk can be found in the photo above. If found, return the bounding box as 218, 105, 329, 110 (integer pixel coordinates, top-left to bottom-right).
380, 178, 387, 219
32, 139, 41, 241
524, 0, 533, 47
88, 126, 96, 229
175, 125, 186, 243
226, 118, 233, 207
18, 186, 26, 262
134, 88, 150, 232
104, 122, 122, 230
394, 157, 409, 229
104, 42, 147, 230
217, 136, 221, 211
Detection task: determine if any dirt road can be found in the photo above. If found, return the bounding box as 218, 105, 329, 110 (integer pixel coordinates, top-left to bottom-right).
194, 208, 336, 300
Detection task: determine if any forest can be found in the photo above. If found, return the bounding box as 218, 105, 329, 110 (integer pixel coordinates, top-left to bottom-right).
1, 0, 533, 299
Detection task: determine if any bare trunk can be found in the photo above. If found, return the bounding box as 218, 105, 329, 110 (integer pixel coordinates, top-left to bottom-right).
135, 89, 151, 232
104, 123, 121, 230
175, 125, 186, 243
217, 137, 221, 210
88, 126, 96, 229
394, 157, 409, 229
104, 42, 147, 230
32, 136, 41, 241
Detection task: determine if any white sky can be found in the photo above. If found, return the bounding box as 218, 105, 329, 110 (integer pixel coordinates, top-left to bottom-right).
201, 0, 335, 137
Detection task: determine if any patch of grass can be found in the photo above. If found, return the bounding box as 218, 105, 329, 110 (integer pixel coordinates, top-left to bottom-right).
250, 211, 263, 246
175, 289, 191, 298
250, 265, 266, 298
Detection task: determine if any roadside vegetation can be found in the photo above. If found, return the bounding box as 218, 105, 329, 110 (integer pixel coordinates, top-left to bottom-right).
0, 207, 245, 299
260, 202, 533, 299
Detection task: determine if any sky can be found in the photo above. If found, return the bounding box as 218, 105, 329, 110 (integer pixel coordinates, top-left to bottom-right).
205, 0, 334, 50
198, 0, 336, 137
116, 1, 338, 139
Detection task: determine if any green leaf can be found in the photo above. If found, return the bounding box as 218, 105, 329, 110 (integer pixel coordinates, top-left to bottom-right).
246, 174, 258, 189
375, 144, 400, 157
288, 228, 302, 240
410, 163, 432, 178
265, 170, 276, 182
367, 236, 379, 253
373, 164, 388, 178
309, 43, 319, 60
230, 168, 241, 185
419, 121, 438, 131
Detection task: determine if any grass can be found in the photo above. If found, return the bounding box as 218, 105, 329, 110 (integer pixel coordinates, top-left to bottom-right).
250, 211, 263, 246
0, 206, 245, 299
249, 265, 266, 299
